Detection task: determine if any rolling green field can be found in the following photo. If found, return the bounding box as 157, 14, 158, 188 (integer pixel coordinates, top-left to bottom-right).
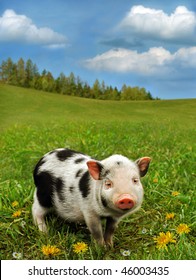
0, 84, 195, 260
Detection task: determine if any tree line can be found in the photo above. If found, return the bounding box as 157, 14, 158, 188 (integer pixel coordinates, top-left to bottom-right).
0, 57, 156, 100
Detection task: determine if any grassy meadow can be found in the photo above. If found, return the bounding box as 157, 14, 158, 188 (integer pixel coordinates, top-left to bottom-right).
0, 84, 195, 260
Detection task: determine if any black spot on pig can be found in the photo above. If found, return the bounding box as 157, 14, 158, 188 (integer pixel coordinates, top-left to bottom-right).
94, 162, 110, 179
79, 171, 90, 198
56, 149, 77, 161
56, 177, 64, 192
69, 186, 74, 193
34, 171, 54, 208
101, 196, 108, 208
56, 178, 65, 202
75, 169, 84, 178
100, 168, 110, 179
75, 157, 85, 164
33, 157, 46, 176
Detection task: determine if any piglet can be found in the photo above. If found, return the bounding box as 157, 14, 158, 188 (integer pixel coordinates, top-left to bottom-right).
32, 148, 151, 246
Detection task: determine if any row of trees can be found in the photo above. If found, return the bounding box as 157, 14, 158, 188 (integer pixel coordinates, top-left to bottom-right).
0, 57, 155, 100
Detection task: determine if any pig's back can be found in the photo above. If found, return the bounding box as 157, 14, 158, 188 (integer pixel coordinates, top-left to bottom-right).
33, 148, 92, 222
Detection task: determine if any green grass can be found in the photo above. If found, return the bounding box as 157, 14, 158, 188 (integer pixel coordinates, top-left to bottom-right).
1, 84, 195, 130
0, 84, 196, 260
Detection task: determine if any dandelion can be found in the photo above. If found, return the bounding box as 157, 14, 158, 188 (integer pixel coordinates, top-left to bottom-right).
11, 201, 19, 207
12, 210, 22, 218
166, 213, 175, 220
121, 250, 130, 256
176, 224, 191, 235
165, 231, 176, 244
73, 242, 88, 254
172, 191, 180, 196
41, 245, 61, 256
12, 252, 22, 259
154, 232, 168, 250
154, 231, 176, 250
153, 178, 158, 183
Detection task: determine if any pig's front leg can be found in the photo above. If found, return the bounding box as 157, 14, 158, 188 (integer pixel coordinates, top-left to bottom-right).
84, 213, 105, 245
104, 217, 118, 246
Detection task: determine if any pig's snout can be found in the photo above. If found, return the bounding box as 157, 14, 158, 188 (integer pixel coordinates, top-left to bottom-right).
115, 194, 135, 210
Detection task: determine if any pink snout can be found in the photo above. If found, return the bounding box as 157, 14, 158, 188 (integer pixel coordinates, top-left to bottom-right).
115, 194, 135, 210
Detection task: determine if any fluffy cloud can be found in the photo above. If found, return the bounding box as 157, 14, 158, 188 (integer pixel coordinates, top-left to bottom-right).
84, 47, 196, 76
0, 9, 67, 48
118, 5, 196, 44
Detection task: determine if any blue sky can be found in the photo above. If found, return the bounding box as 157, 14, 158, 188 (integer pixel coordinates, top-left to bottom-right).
0, 0, 196, 99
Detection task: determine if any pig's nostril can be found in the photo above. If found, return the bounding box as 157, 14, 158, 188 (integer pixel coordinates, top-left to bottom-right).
120, 201, 131, 205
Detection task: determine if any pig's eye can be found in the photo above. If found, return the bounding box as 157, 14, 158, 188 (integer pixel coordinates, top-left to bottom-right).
133, 178, 139, 183
104, 180, 112, 189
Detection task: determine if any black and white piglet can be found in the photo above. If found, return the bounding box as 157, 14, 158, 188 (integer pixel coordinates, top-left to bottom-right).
32, 148, 151, 246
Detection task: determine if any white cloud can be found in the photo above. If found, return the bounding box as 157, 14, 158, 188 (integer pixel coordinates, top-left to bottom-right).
44, 43, 68, 50
0, 9, 68, 48
84, 47, 196, 76
174, 47, 196, 68
118, 5, 196, 44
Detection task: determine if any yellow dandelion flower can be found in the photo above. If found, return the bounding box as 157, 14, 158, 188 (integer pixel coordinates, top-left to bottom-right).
12, 201, 19, 207
176, 224, 191, 235
41, 245, 61, 256
73, 242, 88, 254
154, 232, 168, 250
166, 213, 175, 220
12, 210, 22, 218
165, 231, 176, 244
172, 191, 180, 196
154, 231, 176, 250
153, 178, 158, 183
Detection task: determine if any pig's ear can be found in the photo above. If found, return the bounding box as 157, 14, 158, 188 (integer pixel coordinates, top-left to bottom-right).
135, 157, 151, 177
86, 160, 104, 180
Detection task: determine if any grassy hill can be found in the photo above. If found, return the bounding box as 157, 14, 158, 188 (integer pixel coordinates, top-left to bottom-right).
0, 84, 195, 130
0, 84, 195, 260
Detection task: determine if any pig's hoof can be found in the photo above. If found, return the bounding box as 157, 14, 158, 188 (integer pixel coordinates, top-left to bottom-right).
105, 241, 113, 248
38, 223, 48, 234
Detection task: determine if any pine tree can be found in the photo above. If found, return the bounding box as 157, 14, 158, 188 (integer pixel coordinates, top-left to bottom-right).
17, 58, 26, 86
0, 57, 155, 100
0, 58, 15, 83
25, 59, 34, 87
